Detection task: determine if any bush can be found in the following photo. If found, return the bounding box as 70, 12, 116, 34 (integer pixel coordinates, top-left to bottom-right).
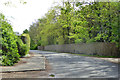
0, 13, 20, 66
0, 32, 2, 56
21, 34, 30, 54
0, 50, 2, 56
30, 38, 38, 50
16, 37, 28, 57
30, 44, 38, 50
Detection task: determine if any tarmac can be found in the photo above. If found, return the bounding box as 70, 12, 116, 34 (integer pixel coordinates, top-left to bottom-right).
97, 57, 120, 64
0, 50, 120, 78
0, 50, 119, 73
1, 52, 46, 73
30, 50, 119, 78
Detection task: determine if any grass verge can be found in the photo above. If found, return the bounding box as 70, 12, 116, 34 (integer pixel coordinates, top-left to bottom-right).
68, 53, 119, 58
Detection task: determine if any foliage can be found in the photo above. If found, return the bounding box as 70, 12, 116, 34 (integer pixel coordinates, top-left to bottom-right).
30, 43, 38, 50
16, 37, 28, 57
0, 13, 20, 66
68, 53, 119, 58
0, 32, 2, 55
23, 29, 29, 34
0, 50, 2, 55
0, 0, 29, 66
21, 34, 30, 54
29, 1, 119, 48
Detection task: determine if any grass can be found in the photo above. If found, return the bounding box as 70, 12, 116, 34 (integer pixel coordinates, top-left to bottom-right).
49, 74, 55, 77
68, 53, 119, 58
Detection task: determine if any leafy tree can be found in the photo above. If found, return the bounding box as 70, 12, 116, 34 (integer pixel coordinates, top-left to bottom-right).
29, 1, 119, 48
23, 29, 29, 34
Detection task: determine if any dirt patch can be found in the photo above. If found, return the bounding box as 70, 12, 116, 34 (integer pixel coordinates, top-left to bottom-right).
13, 60, 27, 66
45, 59, 52, 72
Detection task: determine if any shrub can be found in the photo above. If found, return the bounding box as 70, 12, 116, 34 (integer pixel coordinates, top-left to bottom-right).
30, 38, 38, 50
21, 34, 30, 54
0, 50, 1, 54
0, 13, 20, 66
30, 44, 38, 50
16, 37, 27, 57
0, 32, 2, 56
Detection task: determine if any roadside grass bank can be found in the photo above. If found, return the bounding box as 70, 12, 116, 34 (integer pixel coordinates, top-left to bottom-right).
67, 53, 119, 58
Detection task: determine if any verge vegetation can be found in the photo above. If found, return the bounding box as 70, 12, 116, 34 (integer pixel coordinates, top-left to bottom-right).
29, 1, 120, 50
0, 14, 30, 66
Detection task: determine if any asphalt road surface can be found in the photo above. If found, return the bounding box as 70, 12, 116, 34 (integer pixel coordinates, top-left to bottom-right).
30, 50, 119, 78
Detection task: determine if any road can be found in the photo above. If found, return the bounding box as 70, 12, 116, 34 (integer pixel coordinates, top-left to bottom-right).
30, 50, 119, 78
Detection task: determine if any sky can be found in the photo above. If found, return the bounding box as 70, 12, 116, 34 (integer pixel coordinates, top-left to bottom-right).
0, 0, 57, 34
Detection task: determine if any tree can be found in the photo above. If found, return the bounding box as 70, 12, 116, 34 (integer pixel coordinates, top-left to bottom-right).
29, 1, 119, 48
23, 29, 29, 34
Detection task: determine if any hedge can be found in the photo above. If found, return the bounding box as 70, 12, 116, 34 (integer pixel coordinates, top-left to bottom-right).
21, 34, 30, 55
0, 13, 30, 66
0, 13, 20, 66
16, 37, 28, 57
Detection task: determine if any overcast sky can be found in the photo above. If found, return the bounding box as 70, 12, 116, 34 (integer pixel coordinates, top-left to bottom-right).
0, 0, 57, 34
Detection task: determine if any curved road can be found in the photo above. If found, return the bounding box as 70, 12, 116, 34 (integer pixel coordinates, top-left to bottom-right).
30, 50, 119, 78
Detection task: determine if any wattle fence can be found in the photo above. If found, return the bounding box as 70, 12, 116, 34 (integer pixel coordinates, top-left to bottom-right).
38, 42, 120, 57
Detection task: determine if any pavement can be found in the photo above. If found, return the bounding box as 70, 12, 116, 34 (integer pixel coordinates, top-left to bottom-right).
1, 50, 120, 78
30, 50, 120, 78
1, 58, 51, 78
1, 51, 45, 73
